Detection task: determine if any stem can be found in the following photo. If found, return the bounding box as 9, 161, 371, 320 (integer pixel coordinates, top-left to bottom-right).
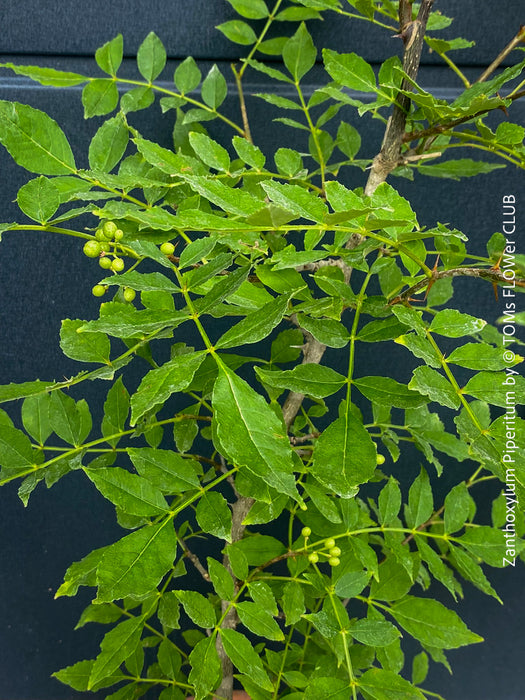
232, 64, 253, 144
476, 26, 525, 83
238, 0, 284, 80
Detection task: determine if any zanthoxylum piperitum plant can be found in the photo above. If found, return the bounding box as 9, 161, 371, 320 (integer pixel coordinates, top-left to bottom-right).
0, 1, 525, 699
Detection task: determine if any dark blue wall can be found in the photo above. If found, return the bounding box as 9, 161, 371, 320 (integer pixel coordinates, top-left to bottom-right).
0, 2, 524, 699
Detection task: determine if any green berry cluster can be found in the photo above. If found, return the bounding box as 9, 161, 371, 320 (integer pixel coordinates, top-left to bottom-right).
305, 535, 341, 567
83, 221, 129, 299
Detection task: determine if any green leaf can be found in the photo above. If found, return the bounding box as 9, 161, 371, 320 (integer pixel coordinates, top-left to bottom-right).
282, 23, 317, 81
201, 65, 227, 109
82, 79, 119, 118
334, 571, 369, 598
258, 364, 346, 398
0, 100, 76, 174
158, 591, 181, 629
418, 159, 504, 180
130, 351, 206, 425
96, 519, 177, 601
311, 410, 376, 496
459, 526, 511, 568
271, 329, 303, 364
378, 477, 401, 526
0, 62, 87, 87
60, 319, 111, 364
248, 581, 278, 615
354, 376, 429, 408
409, 365, 460, 410
297, 314, 350, 348
217, 20, 257, 45
22, 393, 52, 446
302, 481, 342, 523
449, 546, 501, 601
88, 114, 129, 172
412, 651, 429, 685
323, 48, 376, 92
175, 590, 216, 628
184, 175, 261, 216
232, 135, 266, 169
53, 660, 95, 691
0, 424, 36, 480
226, 0, 269, 18
358, 669, 425, 700
174, 56, 201, 93
55, 546, 106, 598
395, 333, 442, 368
85, 467, 169, 516
217, 295, 289, 349
390, 596, 483, 649
282, 581, 305, 625
128, 447, 200, 493
430, 309, 486, 338
137, 32, 166, 81
88, 616, 143, 689
407, 467, 433, 528
158, 639, 181, 679
236, 602, 284, 640
99, 270, 178, 293
444, 482, 470, 534
189, 636, 221, 700
370, 558, 412, 602
49, 391, 91, 446
95, 35, 123, 76
17, 175, 60, 222
101, 377, 129, 446
304, 678, 350, 700
349, 619, 400, 646
336, 120, 361, 159
219, 629, 273, 691
261, 181, 327, 222
196, 492, 232, 541
448, 342, 522, 371
463, 371, 525, 408
213, 366, 298, 500
189, 131, 230, 172
207, 557, 235, 600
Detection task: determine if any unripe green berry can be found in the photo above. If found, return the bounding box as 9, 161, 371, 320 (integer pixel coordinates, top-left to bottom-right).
324, 538, 336, 550
308, 552, 319, 564
92, 284, 106, 297
160, 241, 175, 256
99, 242, 111, 252
83, 240, 101, 258
123, 287, 136, 303
329, 546, 341, 557
103, 220, 118, 238
99, 256, 112, 270
301, 526, 312, 538
376, 453, 386, 465
114, 229, 124, 241
328, 556, 340, 567
95, 228, 106, 241
111, 257, 125, 272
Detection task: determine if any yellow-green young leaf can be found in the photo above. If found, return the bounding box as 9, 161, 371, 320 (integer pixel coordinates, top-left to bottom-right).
85, 467, 169, 516
323, 48, 376, 92
447, 342, 523, 371
175, 590, 217, 628
349, 619, 400, 647
336, 120, 361, 159
60, 319, 111, 364
226, 0, 269, 19
311, 411, 376, 496
137, 32, 166, 81
232, 135, 266, 169
189, 131, 230, 172
128, 447, 200, 493
390, 596, 484, 649
378, 477, 401, 526
88, 114, 129, 172
219, 629, 273, 691
207, 557, 235, 600
261, 180, 327, 222
82, 79, 119, 118
196, 492, 232, 541
217, 20, 257, 45
188, 636, 221, 700
334, 571, 369, 598
358, 669, 425, 700
395, 333, 442, 368
53, 660, 95, 691
17, 175, 60, 222
96, 519, 177, 602
282, 580, 305, 625
412, 651, 429, 686
0, 100, 76, 175
408, 365, 460, 410
236, 602, 284, 641
256, 364, 345, 398
130, 351, 206, 425
459, 526, 514, 568
354, 376, 429, 409
88, 616, 143, 689
369, 558, 413, 602
463, 371, 525, 408
304, 678, 350, 700
213, 366, 298, 500
95, 35, 123, 76
201, 65, 227, 109
282, 23, 317, 81
444, 482, 471, 534
22, 393, 52, 446
407, 467, 433, 528
297, 313, 350, 348
429, 309, 486, 337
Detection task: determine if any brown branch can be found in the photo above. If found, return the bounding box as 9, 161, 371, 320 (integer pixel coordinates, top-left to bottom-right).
232, 63, 253, 145
178, 538, 211, 582
476, 26, 525, 84
365, 0, 434, 196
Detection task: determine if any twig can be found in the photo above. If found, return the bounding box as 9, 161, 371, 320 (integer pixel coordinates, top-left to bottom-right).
476, 26, 525, 84
282, 331, 327, 430
289, 432, 320, 445
232, 63, 253, 145
177, 538, 211, 582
